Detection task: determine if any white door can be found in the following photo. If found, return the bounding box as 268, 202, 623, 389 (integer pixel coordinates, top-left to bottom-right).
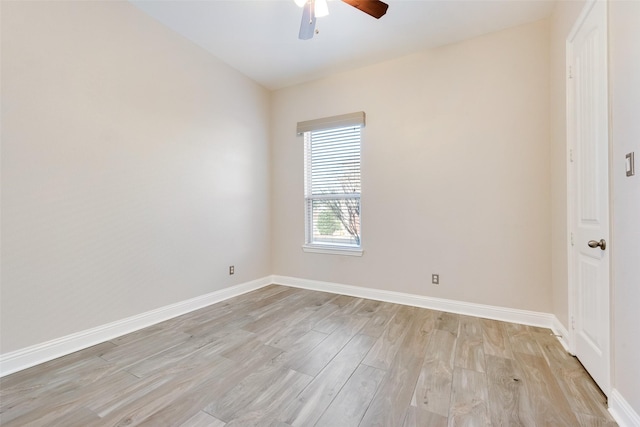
568, 0, 610, 395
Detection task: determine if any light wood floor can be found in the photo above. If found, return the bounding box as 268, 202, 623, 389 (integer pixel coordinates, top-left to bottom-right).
1, 285, 617, 426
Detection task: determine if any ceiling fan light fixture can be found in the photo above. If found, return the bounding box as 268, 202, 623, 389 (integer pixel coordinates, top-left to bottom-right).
315, 0, 329, 17
299, 0, 386, 40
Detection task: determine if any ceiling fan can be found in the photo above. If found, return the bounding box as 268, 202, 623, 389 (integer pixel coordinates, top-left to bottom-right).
295, 0, 389, 40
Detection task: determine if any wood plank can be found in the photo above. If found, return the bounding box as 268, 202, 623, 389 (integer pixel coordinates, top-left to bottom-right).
1, 353, 114, 411
505, 322, 543, 357
1, 370, 136, 427
283, 333, 376, 426
240, 288, 312, 325
553, 364, 611, 420
238, 284, 295, 301
134, 343, 282, 426
331, 294, 363, 310
362, 305, 415, 370
125, 329, 254, 378
89, 374, 192, 424
313, 295, 363, 333
359, 309, 432, 427
263, 297, 339, 349
183, 287, 304, 337
274, 329, 329, 368
252, 305, 319, 345
315, 364, 386, 427
532, 331, 581, 369
289, 315, 368, 377
480, 318, 514, 359
532, 331, 610, 419
99, 329, 193, 366
574, 412, 619, 427
47, 407, 101, 426
485, 354, 527, 426
204, 365, 312, 423
514, 352, 581, 425
145, 299, 238, 335
448, 367, 491, 426
360, 302, 401, 337
241, 290, 336, 335
219, 365, 312, 426
89, 343, 248, 424
435, 311, 459, 335
180, 411, 226, 427
0, 357, 124, 425
89, 354, 231, 424
402, 405, 448, 427
220, 334, 282, 367
418, 307, 438, 335
229, 418, 291, 427
454, 315, 486, 373
354, 298, 384, 317
412, 329, 456, 417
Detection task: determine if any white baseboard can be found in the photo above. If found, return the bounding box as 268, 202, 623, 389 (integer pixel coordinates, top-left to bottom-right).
609, 388, 640, 427
271, 275, 561, 332
551, 316, 572, 353
0, 274, 574, 379
0, 277, 271, 377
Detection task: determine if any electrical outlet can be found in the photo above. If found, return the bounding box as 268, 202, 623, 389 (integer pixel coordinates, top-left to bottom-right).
229, 265, 234, 275
432, 274, 439, 285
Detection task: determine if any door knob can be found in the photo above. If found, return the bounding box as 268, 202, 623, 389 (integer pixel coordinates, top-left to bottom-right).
588, 239, 606, 250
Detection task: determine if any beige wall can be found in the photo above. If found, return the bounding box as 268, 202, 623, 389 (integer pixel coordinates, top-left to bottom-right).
609, 0, 640, 415
271, 20, 552, 313
0, 1, 271, 353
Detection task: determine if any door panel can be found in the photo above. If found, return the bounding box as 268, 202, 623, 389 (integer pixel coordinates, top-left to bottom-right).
569, 0, 610, 395
578, 255, 602, 351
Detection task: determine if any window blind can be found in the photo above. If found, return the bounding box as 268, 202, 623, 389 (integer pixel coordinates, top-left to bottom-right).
307, 127, 361, 195
304, 124, 362, 248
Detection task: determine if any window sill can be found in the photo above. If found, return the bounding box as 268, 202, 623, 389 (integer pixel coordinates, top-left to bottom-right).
302, 245, 363, 257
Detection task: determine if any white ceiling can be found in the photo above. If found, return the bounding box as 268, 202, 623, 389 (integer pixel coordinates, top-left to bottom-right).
130, 0, 556, 90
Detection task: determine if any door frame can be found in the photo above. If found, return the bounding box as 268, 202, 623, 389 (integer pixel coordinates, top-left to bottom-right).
565, 0, 611, 396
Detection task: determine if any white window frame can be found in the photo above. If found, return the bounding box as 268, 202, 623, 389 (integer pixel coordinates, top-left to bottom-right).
298, 112, 365, 256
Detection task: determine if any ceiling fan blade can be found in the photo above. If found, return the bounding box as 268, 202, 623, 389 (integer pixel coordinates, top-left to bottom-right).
299, 1, 317, 40
341, 0, 389, 19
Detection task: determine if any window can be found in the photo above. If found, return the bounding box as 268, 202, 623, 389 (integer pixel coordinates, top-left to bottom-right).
298, 112, 364, 255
